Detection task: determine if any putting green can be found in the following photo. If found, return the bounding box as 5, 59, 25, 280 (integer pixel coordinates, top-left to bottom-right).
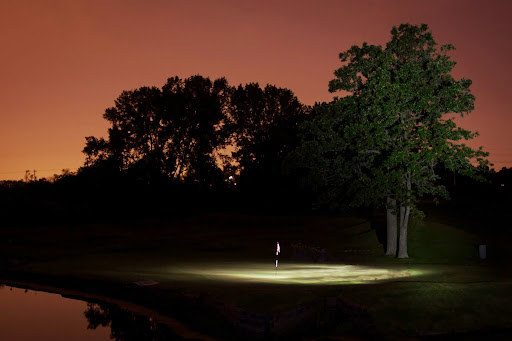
166, 262, 423, 285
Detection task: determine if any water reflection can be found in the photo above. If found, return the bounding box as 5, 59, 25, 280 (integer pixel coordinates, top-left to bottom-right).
84, 302, 185, 341
0, 284, 189, 341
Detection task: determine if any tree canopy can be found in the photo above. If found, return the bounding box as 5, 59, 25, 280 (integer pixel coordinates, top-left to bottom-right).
229, 83, 310, 189
292, 24, 489, 257
83, 75, 231, 185
83, 76, 310, 199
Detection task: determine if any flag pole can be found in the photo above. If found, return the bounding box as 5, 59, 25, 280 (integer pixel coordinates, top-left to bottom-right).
275, 242, 280, 276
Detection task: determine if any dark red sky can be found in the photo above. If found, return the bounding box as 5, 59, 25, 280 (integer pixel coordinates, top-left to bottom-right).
1, 0, 511, 180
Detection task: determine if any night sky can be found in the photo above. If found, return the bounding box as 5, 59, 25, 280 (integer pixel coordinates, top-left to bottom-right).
1, 0, 511, 180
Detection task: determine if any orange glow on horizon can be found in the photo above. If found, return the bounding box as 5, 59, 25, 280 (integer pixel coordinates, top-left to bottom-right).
1, 0, 512, 181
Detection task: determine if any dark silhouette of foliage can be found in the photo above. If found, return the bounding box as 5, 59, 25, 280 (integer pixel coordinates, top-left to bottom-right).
80, 75, 311, 213
84, 303, 182, 341
83, 75, 230, 187
229, 83, 311, 192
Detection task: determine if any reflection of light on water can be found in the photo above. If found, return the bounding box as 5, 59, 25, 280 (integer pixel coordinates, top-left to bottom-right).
170, 263, 421, 285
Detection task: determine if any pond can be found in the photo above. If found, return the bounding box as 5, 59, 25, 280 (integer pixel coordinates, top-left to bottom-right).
0, 284, 192, 341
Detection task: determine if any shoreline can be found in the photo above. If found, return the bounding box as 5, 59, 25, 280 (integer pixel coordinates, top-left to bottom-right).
0, 276, 220, 341
0, 269, 371, 340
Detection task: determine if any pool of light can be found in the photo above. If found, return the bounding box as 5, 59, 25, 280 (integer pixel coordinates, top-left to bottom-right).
168, 262, 422, 285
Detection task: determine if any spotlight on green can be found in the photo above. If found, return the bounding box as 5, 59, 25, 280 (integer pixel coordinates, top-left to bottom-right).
169, 262, 423, 285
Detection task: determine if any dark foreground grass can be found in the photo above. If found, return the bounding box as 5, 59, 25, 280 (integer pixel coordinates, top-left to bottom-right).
1, 212, 512, 339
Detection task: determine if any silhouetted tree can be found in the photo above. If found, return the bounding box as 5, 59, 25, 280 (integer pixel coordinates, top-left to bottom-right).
162, 76, 232, 186
229, 83, 310, 191
83, 75, 231, 187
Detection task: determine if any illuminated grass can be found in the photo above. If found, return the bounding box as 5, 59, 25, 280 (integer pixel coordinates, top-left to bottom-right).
3, 213, 511, 336
168, 262, 421, 285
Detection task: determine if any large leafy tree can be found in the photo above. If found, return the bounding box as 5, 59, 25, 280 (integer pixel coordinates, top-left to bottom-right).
294, 24, 488, 258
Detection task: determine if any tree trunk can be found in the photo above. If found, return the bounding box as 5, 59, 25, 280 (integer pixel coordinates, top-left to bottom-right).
397, 204, 410, 258
385, 197, 397, 256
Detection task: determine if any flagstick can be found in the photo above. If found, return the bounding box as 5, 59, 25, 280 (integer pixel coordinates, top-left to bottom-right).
275, 241, 280, 277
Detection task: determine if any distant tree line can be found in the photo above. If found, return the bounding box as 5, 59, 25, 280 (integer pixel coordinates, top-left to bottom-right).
82, 76, 310, 191
0, 77, 314, 226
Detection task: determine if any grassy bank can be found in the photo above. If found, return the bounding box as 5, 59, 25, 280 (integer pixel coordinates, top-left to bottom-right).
2, 211, 512, 339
